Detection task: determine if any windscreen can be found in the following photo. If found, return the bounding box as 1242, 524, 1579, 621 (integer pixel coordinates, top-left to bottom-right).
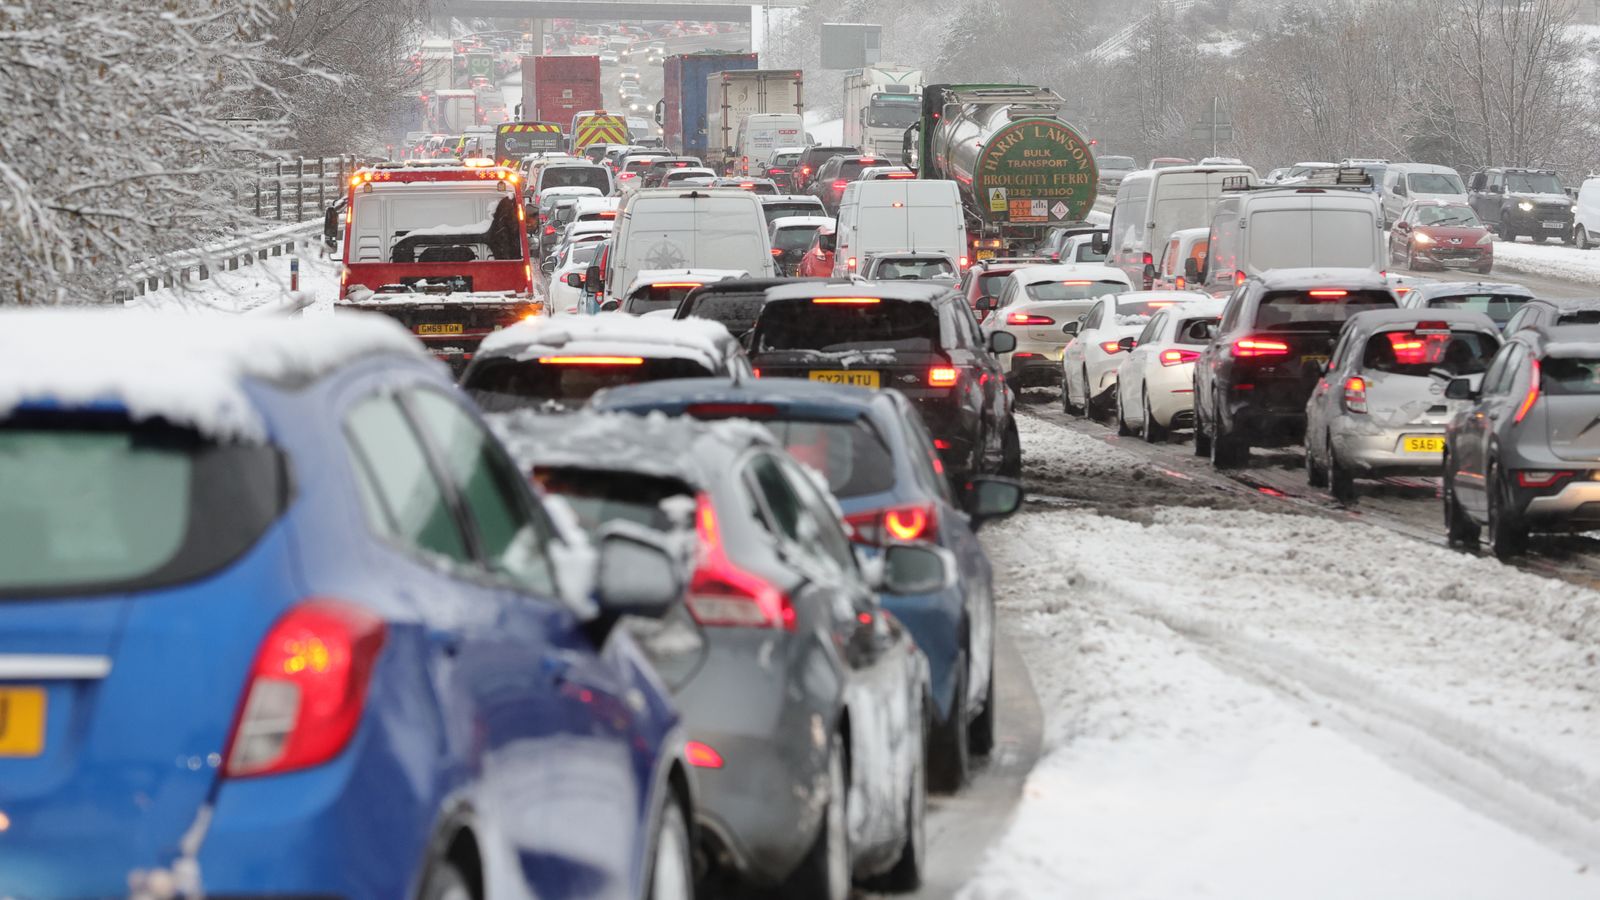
1505, 172, 1563, 194
464, 357, 715, 409
1414, 206, 1480, 227
756, 298, 939, 353
540, 167, 609, 192
1247, 208, 1378, 270
1424, 292, 1530, 327
679, 291, 766, 333
1360, 329, 1497, 376
1542, 357, 1600, 395
1254, 290, 1396, 328
1099, 156, 1136, 171
1408, 172, 1465, 194
867, 97, 921, 129
774, 226, 821, 251
763, 202, 825, 226
1025, 280, 1126, 302
771, 151, 801, 167
764, 420, 896, 498
351, 185, 523, 262
0, 422, 283, 596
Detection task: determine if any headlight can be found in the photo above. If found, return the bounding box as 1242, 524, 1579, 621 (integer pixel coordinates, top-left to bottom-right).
1414, 233, 1434, 244
1518, 201, 1534, 212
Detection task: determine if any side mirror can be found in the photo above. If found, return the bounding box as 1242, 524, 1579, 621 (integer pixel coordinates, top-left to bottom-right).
599, 299, 621, 312
1489, 184, 1505, 195
542, 256, 559, 274
988, 331, 1018, 354
1142, 262, 1158, 281
975, 295, 999, 312
1445, 376, 1480, 401
876, 543, 958, 595
585, 264, 604, 290
1062, 320, 1081, 337
1091, 233, 1109, 255
1183, 257, 1201, 281
1115, 336, 1137, 353
593, 525, 682, 618
565, 272, 584, 287
965, 476, 1024, 530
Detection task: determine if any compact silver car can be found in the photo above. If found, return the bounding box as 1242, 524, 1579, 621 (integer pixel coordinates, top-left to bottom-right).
1304, 309, 1501, 502
1444, 324, 1600, 558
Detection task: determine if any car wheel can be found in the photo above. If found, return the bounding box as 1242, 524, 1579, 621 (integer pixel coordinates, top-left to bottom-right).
999, 420, 1022, 478
647, 799, 694, 900
1486, 463, 1528, 560
871, 705, 927, 892
419, 860, 473, 900
1498, 220, 1517, 242
1141, 389, 1169, 443
783, 733, 851, 900
1209, 402, 1247, 469
1328, 437, 1358, 504
926, 654, 969, 793
1304, 439, 1328, 488
1578, 226, 1592, 250
1116, 396, 1134, 435
968, 654, 996, 756
1075, 368, 1095, 418
1061, 372, 1083, 416
1406, 246, 1419, 271
1443, 459, 1481, 549
1192, 397, 1212, 457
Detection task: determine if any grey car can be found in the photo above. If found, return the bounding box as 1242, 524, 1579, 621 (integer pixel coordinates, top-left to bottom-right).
1502, 296, 1600, 335
1402, 281, 1536, 332
1443, 324, 1600, 558
492, 411, 935, 897
1304, 309, 1501, 502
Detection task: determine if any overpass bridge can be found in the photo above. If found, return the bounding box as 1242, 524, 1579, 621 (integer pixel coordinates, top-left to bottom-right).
446, 0, 805, 23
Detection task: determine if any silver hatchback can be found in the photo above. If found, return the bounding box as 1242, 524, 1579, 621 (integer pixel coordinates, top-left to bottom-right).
1304, 308, 1501, 502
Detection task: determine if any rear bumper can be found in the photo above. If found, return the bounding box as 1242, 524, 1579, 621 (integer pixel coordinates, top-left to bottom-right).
1007, 352, 1062, 387
1521, 477, 1600, 528
1415, 246, 1491, 269
1331, 426, 1447, 476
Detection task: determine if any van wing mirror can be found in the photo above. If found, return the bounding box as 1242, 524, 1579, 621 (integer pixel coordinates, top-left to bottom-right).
584, 264, 604, 290
1183, 257, 1201, 281
1091, 232, 1109, 255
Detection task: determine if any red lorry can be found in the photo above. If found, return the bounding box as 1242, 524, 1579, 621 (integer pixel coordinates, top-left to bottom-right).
338, 161, 540, 370
519, 56, 602, 132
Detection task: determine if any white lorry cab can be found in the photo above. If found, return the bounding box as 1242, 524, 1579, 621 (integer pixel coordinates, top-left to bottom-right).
842, 65, 924, 157
604, 187, 777, 306
1106, 163, 1259, 291
832, 179, 967, 278
1199, 174, 1386, 295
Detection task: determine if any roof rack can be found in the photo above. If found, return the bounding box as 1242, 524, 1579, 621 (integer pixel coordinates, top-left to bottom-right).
1222, 167, 1373, 193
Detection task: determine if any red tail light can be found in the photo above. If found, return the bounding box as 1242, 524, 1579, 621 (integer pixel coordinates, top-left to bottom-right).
1343, 375, 1368, 414
685, 740, 724, 769
224, 600, 386, 778
1007, 312, 1055, 326
801, 166, 812, 175
544, 225, 556, 235
1234, 270, 1247, 286
1514, 358, 1541, 423
772, 248, 783, 256
1160, 348, 1200, 366
769, 167, 787, 175
686, 495, 795, 631
846, 257, 858, 270
845, 503, 938, 545
928, 366, 960, 387
1100, 340, 1126, 354
1516, 469, 1574, 488
619, 172, 636, 180
1231, 338, 1291, 358
1142, 252, 1153, 266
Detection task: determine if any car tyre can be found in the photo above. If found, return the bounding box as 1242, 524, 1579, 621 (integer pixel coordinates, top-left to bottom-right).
1328, 438, 1358, 504
1141, 389, 1169, 443
1209, 403, 1247, 469
968, 654, 996, 756
1304, 440, 1328, 488
1443, 459, 1481, 549
647, 798, 694, 900
1578, 226, 1592, 250
999, 420, 1023, 478
419, 860, 473, 900
1116, 397, 1134, 436
1193, 398, 1212, 457
784, 733, 851, 900
1486, 463, 1528, 560
1498, 219, 1517, 242
1061, 373, 1083, 416
926, 654, 970, 793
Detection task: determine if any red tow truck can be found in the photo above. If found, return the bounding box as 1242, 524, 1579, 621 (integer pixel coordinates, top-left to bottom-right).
338, 160, 541, 370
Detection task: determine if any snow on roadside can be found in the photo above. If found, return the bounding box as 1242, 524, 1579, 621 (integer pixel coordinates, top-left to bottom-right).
127, 239, 340, 315
963, 505, 1600, 897
1493, 240, 1600, 287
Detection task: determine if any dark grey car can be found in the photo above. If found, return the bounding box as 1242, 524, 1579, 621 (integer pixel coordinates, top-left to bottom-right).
492, 411, 936, 897
1443, 324, 1600, 558
1502, 296, 1600, 335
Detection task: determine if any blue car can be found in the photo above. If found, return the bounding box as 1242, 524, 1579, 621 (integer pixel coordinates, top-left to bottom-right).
591, 377, 1023, 791
0, 311, 696, 899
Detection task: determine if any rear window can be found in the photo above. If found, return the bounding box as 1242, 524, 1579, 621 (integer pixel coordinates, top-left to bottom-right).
679, 292, 766, 333
463, 357, 715, 409
1360, 328, 1497, 376
1557, 310, 1600, 326
1408, 173, 1465, 194
771, 152, 801, 167
774, 226, 820, 250
535, 469, 690, 534
763, 420, 896, 498
763, 202, 824, 226
836, 159, 884, 181
1542, 356, 1600, 395
1099, 156, 1136, 170
1024, 280, 1126, 302
540, 167, 609, 193
626, 283, 704, 314
1176, 315, 1220, 345
1254, 290, 1396, 328
974, 272, 1012, 299
0, 420, 284, 596
1424, 293, 1530, 327
874, 258, 953, 280
756, 298, 939, 353
1072, 242, 1108, 263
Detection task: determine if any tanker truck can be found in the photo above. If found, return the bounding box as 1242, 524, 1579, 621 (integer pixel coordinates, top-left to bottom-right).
904, 84, 1097, 255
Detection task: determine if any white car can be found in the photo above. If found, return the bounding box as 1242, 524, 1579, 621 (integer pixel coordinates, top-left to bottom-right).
662, 167, 720, 187
616, 269, 748, 315
978, 264, 1133, 389
1115, 298, 1225, 441
1063, 290, 1207, 418
1576, 176, 1600, 249
547, 241, 604, 316
599, 50, 620, 65
558, 219, 616, 251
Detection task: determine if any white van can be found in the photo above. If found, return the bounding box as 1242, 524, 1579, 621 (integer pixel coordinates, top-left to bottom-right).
1380, 163, 1468, 228
1199, 186, 1385, 295
1573, 176, 1600, 249
734, 113, 805, 176
604, 187, 777, 305
1106, 164, 1259, 290
832, 179, 966, 277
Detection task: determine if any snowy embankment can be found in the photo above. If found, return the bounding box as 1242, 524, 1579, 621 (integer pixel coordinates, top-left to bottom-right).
1494, 240, 1600, 286
962, 414, 1600, 898
129, 237, 340, 315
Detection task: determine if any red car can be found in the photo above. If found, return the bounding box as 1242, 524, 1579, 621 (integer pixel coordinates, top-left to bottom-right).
1389, 200, 1494, 274
795, 223, 835, 277
960, 257, 1051, 322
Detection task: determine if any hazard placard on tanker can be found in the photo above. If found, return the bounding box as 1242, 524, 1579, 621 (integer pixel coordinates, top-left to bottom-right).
977, 120, 1097, 226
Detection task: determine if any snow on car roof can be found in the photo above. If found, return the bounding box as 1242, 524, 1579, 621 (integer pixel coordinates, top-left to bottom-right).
1013, 264, 1132, 284
491, 408, 772, 487
476, 311, 736, 366
626, 269, 746, 291
770, 216, 835, 230
0, 309, 424, 441
1255, 267, 1394, 290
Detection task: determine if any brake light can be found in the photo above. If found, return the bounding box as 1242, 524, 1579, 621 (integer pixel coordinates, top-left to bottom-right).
1061, 280, 1092, 286
846, 257, 858, 270
651, 282, 702, 289
1007, 312, 1055, 326
687, 494, 795, 630
769, 167, 787, 174
1175, 276, 1186, 289
544, 225, 556, 235
801, 166, 812, 175
224, 600, 386, 778
685, 741, 724, 769
832, 180, 848, 190
1234, 270, 1247, 286
928, 366, 960, 387
1516, 470, 1574, 488
1160, 348, 1200, 366
1513, 358, 1541, 423
958, 256, 970, 269
885, 171, 915, 179
540, 356, 645, 365
1343, 376, 1368, 414
1142, 252, 1153, 266
772, 248, 783, 256
813, 296, 878, 304
844, 503, 938, 545
619, 172, 636, 180
1231, 338, 1291, 358
1308, 290, 1348, 298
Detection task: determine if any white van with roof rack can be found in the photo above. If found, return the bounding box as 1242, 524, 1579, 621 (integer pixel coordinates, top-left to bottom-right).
1198, 169, 1385, 295
1105, 163, 1259, 292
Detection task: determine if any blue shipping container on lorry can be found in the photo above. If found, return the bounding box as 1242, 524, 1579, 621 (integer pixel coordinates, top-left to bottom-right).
659, 52, 758, 157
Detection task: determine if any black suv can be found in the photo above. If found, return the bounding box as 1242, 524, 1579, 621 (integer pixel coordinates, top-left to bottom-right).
1195, 269, 1398, 468
748, 281, 1021, 480
794, 145, 856, 193
1467, 167, 1575, 244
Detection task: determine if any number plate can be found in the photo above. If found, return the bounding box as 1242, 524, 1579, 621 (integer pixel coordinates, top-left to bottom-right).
810, 370, 880, 388
1402, 436, 1445, 453
417, 323, 464, 336
976, 249, 997, 261
0, 687, 46, 757
1301, 354, 1329, 367
1542, 221, 1565, 230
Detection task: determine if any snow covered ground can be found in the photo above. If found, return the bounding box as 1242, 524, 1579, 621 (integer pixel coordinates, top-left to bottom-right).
128, 235, 340, 315
1493, 240, 1600, 286
962, 414, 1600, 898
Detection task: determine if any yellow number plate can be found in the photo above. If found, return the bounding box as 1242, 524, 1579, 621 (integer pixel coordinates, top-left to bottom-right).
810, 370, 880, 388
1403, 436, 1445, 453
1302, 355, 1329, 367
416, 323, 464, 336
0, 687, 46, 757
976, 249, 997, 261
